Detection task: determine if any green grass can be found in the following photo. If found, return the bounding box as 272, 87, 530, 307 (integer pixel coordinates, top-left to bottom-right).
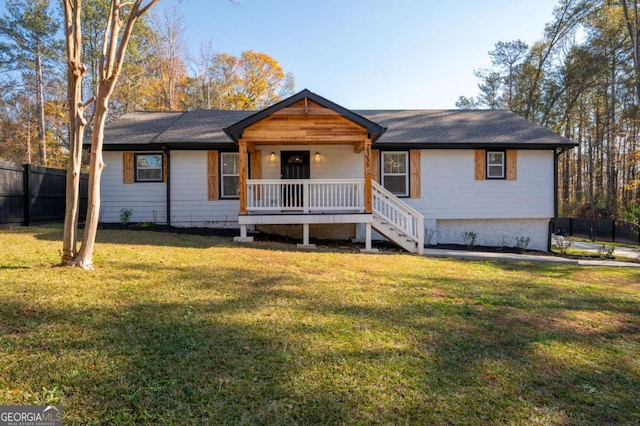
1, 225, 639, 425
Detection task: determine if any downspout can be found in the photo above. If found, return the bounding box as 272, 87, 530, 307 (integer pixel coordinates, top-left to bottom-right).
164, 146, 171, 226
548, 148, 560, 252
550, 147, 567, 251
554, 149, 559, 219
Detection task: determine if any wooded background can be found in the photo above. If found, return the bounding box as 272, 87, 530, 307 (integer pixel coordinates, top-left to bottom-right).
3, 0, 640, 224
0, 0, 294, 168
458, 0, 640, 223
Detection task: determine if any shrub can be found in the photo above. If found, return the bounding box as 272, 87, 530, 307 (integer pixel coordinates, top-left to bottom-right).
424, 228, 437, 246
554, 236, 572, 255
119, 208, 133, 225
514, 236, 530, 252
462, 231, 478, 249
597, 244, 615, 259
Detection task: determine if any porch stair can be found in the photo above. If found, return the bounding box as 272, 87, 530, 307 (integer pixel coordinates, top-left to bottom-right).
371, 181, 424, 254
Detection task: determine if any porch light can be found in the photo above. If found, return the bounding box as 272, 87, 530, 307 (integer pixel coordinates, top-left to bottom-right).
269, 152, 276, 161
314, 152, 321, 161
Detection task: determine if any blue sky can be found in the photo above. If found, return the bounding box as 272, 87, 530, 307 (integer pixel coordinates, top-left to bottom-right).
162, 0, 559, 109
0, 0, 559, 109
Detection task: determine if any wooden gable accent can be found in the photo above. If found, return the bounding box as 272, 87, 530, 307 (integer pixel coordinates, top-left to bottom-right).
242, 99, 368, 145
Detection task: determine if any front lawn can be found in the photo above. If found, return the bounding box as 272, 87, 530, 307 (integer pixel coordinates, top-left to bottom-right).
1, 226, 639, 425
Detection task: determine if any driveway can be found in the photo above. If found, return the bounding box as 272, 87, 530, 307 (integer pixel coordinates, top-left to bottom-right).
570, 241, 640, 260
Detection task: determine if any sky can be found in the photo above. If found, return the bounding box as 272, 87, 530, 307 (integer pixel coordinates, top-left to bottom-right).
157, 0, 560, 109
0, 0, 560, 109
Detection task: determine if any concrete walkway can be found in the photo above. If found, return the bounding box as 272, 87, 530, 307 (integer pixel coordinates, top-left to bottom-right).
423, 248, 640, 267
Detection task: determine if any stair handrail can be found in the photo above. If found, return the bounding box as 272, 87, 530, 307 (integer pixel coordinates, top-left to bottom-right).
371, 181, 424, 253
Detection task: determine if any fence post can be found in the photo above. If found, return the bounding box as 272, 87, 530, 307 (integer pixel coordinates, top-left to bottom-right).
612, 219, 616, 243
23, 163, 31, 226
569, 218, 573, 237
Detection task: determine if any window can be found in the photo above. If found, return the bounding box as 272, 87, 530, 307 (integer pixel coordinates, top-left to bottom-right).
221, 152, 239, 198
382, 151, 409, 196
135, 153, 163, 182
486, 151, 505, 179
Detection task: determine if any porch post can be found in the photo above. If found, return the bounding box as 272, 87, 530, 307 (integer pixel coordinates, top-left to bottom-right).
297, 223, 316, 249
363, 138, 372, 213
365, 222, 372, 251
360, 221, 379, 253
303, 223, 310, 245
239, 138, 247, 214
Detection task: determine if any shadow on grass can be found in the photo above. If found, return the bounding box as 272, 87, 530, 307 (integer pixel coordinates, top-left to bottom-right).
1, 257, 639, 424
31, 225, 234, 250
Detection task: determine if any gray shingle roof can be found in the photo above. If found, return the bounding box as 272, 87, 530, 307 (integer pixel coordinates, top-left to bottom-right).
357, 109, 572, 146
155, 110, 253, 143
103, 108, 575, 148
103, 111, 184, 145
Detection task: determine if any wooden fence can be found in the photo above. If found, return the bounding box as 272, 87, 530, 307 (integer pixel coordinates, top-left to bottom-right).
0, 161, 88, 226
553, 217, 640, 245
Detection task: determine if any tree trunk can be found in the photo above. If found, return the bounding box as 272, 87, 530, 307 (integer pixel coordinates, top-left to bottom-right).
26, 119, 32, 165
576, 117, 583, 205
622, 0, 640, 106
562, 120, 572, 215
62, 0, 88, 265
35, 45, 47, 166
75, 98, 108, 269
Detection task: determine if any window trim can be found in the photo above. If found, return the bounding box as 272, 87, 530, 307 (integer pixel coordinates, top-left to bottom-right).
486, 150, 506, 180
220, 152, 240, 199
381, 151, 409, 197
134, 153, 163, 182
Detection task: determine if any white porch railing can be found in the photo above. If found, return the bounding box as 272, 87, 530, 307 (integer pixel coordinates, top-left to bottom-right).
246, 179, 365, 213
371, 181, 424, 252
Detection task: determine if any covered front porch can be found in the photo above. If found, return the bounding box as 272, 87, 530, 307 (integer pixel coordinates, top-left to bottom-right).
241, 169, 375, 248
223, 89, 423, 253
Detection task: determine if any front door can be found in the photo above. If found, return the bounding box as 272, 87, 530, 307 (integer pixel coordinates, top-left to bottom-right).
281, 151, 310, 208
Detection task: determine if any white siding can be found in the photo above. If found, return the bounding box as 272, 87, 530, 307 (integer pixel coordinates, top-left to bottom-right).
100, 151, 166, 223
102, 147, 555, 251
260, 145, 363, 179
170, 150, 239, 228
405, 149, 555, 220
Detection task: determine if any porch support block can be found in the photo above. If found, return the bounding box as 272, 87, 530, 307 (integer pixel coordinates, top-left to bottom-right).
360, 222, 379, 253
233, 224, 254, 243
363, 138, 373, 213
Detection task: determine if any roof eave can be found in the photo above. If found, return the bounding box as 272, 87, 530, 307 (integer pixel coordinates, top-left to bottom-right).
372, 141, 578, 150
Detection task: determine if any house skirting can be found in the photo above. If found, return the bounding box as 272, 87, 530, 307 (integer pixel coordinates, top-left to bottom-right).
429, 218, 550, 251
256, 224, 356, 240
238, 213, 373, 226
236, 213, 374, 247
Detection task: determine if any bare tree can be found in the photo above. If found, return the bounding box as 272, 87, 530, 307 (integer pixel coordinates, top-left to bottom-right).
489, 40, 528, 109
62, 0, 159, 269
148, 6, 187, 110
